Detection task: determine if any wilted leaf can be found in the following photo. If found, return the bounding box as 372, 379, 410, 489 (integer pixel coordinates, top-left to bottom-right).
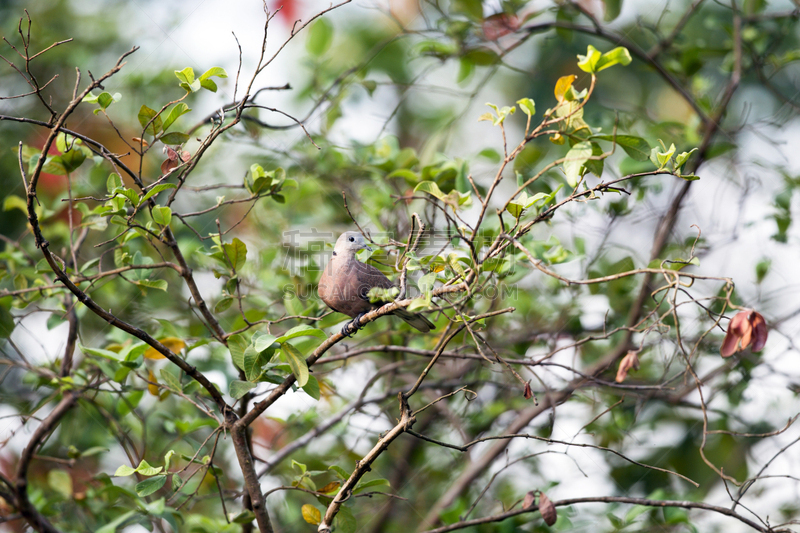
482, 12, 520, 40
721, 310, 768, 357
539, 491, 557, 526
523, 490, 536, 508
615, 350, 640, 383
523, 381, 533, 399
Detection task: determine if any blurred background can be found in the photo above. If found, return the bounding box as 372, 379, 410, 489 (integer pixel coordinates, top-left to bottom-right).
2, 0, 800, 531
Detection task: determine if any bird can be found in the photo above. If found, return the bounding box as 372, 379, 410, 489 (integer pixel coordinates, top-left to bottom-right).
318, 231, 436, 336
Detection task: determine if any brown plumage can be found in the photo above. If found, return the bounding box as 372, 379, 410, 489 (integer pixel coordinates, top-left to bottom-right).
318, 231, 435, 335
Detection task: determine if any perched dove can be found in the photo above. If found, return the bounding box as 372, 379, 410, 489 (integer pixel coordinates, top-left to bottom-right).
318, 231, 435, 336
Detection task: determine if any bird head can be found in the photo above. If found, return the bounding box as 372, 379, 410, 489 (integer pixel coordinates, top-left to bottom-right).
334, 231, 372, 255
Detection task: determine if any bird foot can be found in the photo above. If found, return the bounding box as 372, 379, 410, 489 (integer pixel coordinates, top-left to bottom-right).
341, 312, 367, 337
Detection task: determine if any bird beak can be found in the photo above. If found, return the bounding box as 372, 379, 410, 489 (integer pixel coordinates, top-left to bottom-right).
364, 244, 373, 252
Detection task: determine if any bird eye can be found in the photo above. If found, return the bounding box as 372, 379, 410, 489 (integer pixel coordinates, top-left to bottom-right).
349, 236, 355, 242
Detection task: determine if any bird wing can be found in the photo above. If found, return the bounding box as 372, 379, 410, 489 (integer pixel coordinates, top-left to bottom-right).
353, 261, 394, 300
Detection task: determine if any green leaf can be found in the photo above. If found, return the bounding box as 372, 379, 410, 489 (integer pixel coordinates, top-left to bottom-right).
354, 478, 390, 493
152, 206, 172, 226
215, 297, 234, 313
418, 272, 437, 293
3, 195, 27, 214
231, 510, 258, 524
280, 343, 309, 386
160, 132, 190, 145
275, 325, 327, 345
674, 147, 698, 169
60, 148, 87, 173
516, 98, 536, 117
329, 465, 349, 479
199, 66, 228, 81
137, 279, 168, 291
41, 155, 68, 175
95, 510, 136, 533
47, 470, 72, 499
302, 375, 320, 400
136, 459, 163, 476
162, 103, 190, 131
336, 506, 357, 533
115, 187, 139, 207
107, 173, 122, 193
228, 334, 248, 371
242, 346, 263, 381
577, 45, 602, 73
230, 380, 257, 399
79, 344, 122, 361
138, 105, 162, 135
483, 102, 516, 125
97, 91, 115, 109
367, 286, 400, 303
199, 78, 217, 92
653, 142, 676, 168
135, 475, 167, 497
602, 0, 623, 21
450, 0, 483, 20
175, 67, 195, 86
595, 46, 632, 71
159, 369, 182, 391
563, 141, 593, 186
306, 18, 333, 56
253, 332, 278, 352
591, 134, 651, 161
414, 181, 446, 201
223, 237, 247, 271
140, 183, 177, 203
114, 464, 137, 477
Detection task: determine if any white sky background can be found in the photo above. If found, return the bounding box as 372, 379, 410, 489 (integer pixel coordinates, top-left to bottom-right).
4, 0, 800, 531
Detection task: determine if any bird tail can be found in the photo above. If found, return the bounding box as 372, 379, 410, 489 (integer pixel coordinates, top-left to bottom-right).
393, 308, 435, 332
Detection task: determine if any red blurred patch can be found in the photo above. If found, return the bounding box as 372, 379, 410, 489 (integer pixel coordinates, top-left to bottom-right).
272, 0, 301, 25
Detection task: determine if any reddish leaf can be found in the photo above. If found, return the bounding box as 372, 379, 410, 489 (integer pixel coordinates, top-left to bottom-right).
721, 310, 768, 357
751, 312, 767, 352
523, 490, 536, 509
538, 491, 557, 526
180, 150, 191, 162
161, 158, 179, 175
482, 13, 520, 40
523, 381, 533, 399
615, 350, 640, 383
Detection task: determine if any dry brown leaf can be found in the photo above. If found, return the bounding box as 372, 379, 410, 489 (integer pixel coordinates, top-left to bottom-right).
482, 13, 520, 40
538, 491, 557, 526
615, 350, 640, 383
721, 310, 768, 357
522, 490, 536, 509
523, 381, 533, 399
